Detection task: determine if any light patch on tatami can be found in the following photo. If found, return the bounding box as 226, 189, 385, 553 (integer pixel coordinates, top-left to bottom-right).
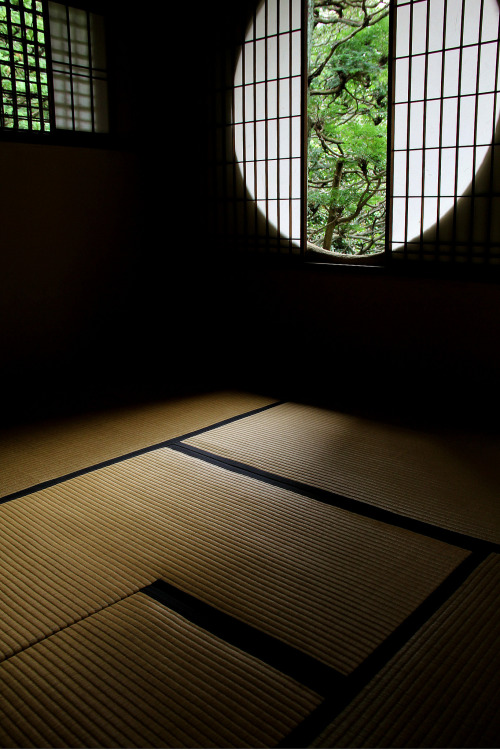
0, 448, 467, 674
185, 402, 500, 544
0, 390, 276, 498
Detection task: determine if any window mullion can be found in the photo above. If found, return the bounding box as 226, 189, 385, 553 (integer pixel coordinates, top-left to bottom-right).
19, 2, 31, 128
5, 1, 19, 129
41, 0, 56, 130
385, 0, 396, 265
85, 8, 93, 132
300, 0, 307, 257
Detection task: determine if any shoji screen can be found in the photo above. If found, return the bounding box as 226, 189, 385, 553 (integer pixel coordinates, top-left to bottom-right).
211, 0, 304, 254
48, 3, 108, 133
391, 0, 500, 265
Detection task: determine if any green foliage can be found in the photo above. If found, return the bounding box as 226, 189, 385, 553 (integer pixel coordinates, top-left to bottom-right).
307, 0, 389, 255
0, 0, 49, 130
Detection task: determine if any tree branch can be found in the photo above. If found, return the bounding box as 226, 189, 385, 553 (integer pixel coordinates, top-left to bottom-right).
308, 4, 389, 85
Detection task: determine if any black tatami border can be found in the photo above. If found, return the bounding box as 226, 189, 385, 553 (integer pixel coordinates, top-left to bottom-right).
5, 396, 497, 556
142, 578, 342, 696
170, 442, 500, 555
278, 550, 488, 747
0, 400, 285, 504
140, 549, 487, 733
2, 398, 498, 747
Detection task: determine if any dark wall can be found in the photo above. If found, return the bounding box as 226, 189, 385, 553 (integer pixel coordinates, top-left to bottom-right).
0, 2, 231, 422
0, 140, 141, 417
219, 261, 500, 424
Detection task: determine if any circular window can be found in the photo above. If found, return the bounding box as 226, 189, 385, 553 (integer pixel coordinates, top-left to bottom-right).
233, 0, 500, 261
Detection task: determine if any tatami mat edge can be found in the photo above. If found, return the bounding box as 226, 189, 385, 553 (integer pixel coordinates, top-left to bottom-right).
0, 447, 469, 676
183, 401, 500, 545
0, 589, 321, 748
307, 553, 500, 749
0, 391, 279, 499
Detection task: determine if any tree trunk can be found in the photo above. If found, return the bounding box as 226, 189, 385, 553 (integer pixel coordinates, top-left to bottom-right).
322, 159, 344, 251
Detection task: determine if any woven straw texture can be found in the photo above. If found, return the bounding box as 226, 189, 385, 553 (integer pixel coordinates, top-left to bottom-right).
311, 554, 500, 749
185, 401, 500, 543
0, 390, 276, 498
0, 591, 319, 748
1, 393, 498, 748
0, 447, 466, 672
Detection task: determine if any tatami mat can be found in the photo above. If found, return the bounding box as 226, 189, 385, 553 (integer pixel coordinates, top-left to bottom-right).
310, 553, 500, 749
0, 447, 466, 674
2, 394, 497, 748
0, 591, 320, 748
184, 401, 500, 544
0, 390, 276, 499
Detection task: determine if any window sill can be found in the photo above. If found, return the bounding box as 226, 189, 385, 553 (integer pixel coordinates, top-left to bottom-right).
0, 129, 119, 150
305, 243, 385, 266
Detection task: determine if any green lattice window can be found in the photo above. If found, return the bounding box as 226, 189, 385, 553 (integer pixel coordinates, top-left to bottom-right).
0, 0, 50, 131
0, 0, 108, 135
